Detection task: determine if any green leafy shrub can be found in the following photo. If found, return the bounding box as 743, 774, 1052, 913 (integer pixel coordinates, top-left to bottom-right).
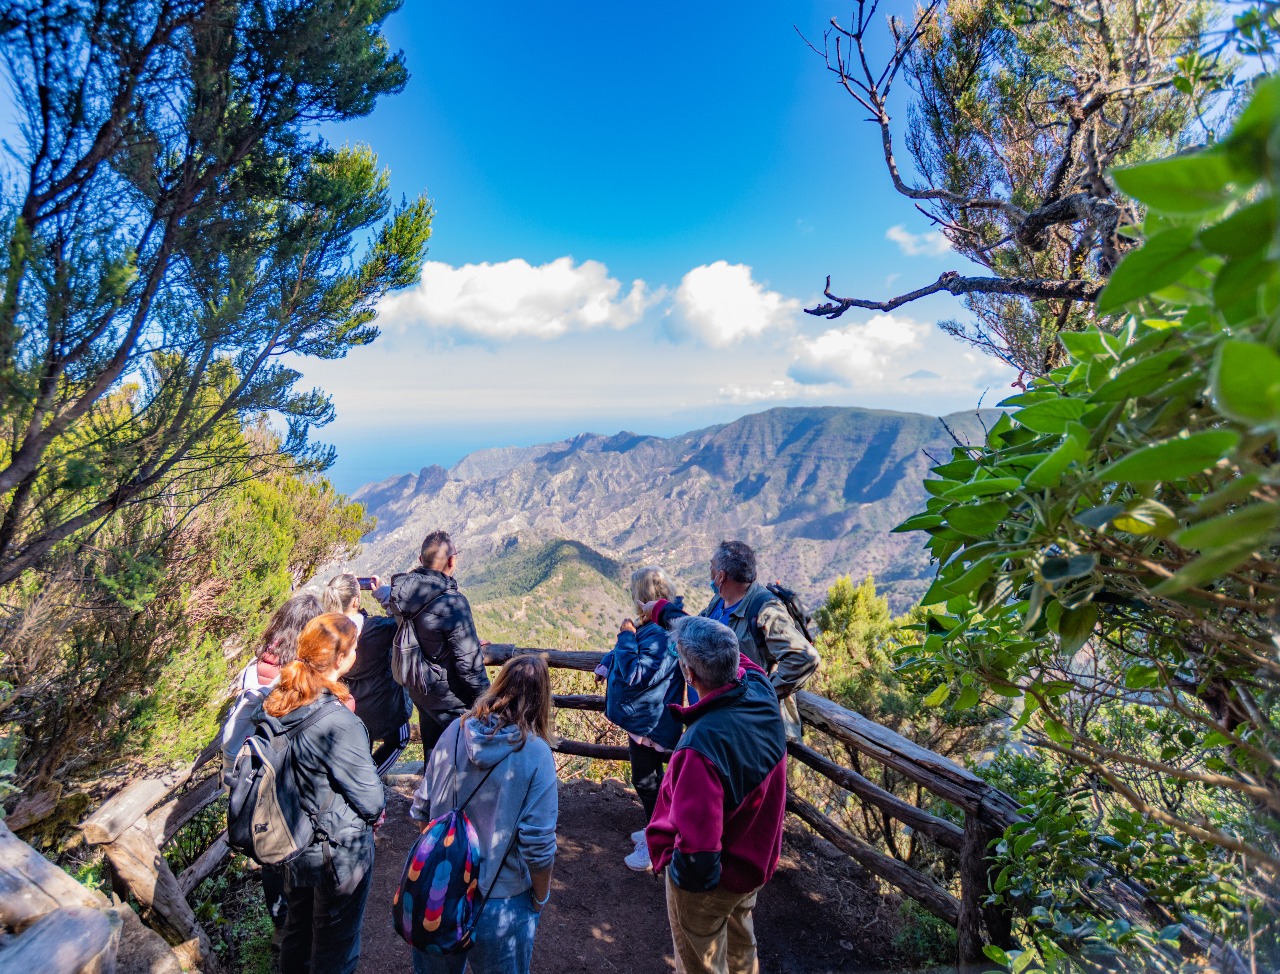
898, 73, 1280, 970
892, 898, 959, 968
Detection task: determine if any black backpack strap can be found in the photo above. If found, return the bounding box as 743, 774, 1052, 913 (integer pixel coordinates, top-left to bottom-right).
280, 699, 344, 843
456, 756, 508, 815
280, 699, 343, 739
398, 588, 449, 626
471, 773, 533, 924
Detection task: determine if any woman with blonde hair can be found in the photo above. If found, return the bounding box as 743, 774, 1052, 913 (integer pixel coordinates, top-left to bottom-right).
595, 566, 686, 871
410, 654, 559, 974
322, 573, 412, 773
263, 613, 385, 974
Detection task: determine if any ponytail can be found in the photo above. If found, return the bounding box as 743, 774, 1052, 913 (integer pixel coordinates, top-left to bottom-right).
265, 613, 357, 717
321, 573, 360, 615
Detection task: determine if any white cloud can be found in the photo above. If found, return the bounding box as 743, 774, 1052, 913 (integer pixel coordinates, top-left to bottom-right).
376, 257, 657, 340
666, 261, 801, 347
886, 224, 951, 258
788, 313, 926, 387
718, 379, 804, 404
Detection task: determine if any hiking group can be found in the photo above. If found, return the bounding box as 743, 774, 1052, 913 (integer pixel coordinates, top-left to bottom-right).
222, 531, 821, 974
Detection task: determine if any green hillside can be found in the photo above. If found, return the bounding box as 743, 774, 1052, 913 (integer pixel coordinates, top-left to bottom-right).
465, 538, 632, 652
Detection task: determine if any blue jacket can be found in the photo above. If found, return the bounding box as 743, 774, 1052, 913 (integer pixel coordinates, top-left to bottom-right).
601, 621, 685, 750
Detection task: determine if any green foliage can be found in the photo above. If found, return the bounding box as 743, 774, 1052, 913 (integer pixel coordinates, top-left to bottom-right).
0, 434, 375, 809
467, 539, 630, 654
899, 73, 1280, 970
466, 540, 626, 604
986, 767, 1248, 973
894, 0, 1226, 373
892, 898, 959, 968
0, 690, 19, 813
0, 0, 432, 588
801, 575, 998, 864
193, 857, 277, 974
165, 798, 228, 875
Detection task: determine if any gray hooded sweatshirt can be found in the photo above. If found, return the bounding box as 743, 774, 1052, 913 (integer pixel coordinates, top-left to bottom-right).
411, 715, 558, 899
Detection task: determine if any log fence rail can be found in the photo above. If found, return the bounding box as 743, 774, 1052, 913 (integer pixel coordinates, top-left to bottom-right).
2, 641, 1018, 972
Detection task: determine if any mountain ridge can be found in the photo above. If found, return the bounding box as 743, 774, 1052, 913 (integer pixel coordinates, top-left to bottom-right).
338, 405, 999, 613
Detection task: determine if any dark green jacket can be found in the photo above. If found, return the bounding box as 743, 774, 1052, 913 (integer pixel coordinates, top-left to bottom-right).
256, 692, 385, 890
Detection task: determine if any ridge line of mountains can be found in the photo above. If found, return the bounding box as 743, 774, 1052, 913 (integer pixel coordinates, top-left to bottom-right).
333, 406, 997, 650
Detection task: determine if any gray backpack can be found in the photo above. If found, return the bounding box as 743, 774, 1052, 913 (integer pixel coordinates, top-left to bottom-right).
387, 585, 448, 698
226, 701, 340, 865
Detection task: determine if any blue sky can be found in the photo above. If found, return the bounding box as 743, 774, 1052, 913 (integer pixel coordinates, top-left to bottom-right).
297, 1, 1015, 490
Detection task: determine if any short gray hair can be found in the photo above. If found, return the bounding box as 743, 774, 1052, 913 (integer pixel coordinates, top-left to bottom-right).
712, 540, 756, 584
672, 616, 739, 688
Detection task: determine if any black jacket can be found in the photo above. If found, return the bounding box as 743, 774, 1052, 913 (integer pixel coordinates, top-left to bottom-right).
256, 692, 385, 890
389, 568, 490, 712
347, 613, 412, 741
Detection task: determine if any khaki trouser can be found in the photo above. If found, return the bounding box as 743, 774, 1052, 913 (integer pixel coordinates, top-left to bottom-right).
664, 872, 761, 974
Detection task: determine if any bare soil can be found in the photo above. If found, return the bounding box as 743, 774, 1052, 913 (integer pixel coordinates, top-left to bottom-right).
357, 778, 902, 974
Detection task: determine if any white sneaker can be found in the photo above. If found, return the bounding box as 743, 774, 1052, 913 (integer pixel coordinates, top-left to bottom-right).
624, 837, 651, 872
630, 829, 646, 844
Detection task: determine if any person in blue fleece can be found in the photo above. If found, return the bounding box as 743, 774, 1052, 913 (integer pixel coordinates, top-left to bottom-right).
595, 566, 686, 872
410, 654, 559, 974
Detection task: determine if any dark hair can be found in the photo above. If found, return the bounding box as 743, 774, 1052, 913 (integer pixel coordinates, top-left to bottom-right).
713, 540, 757, 584
257, 593, 323, 666
420, 530, 455, 570
265, 614, 357, 717
469, 655, 553, 744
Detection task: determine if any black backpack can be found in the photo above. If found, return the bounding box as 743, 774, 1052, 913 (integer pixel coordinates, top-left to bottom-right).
744, 581, 817, 656
386, 581, 448, 698
226, 701, 340, 866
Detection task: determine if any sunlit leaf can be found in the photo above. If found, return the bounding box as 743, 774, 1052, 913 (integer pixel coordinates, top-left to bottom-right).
1112, 152, 1238, 214
1095, 431, 1240, 482
1097, 228, 1202, 314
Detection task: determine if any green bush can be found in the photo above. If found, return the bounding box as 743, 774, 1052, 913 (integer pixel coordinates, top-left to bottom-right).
898, 73, 1280, 971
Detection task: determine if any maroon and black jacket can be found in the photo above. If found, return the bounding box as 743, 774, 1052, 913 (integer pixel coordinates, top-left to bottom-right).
646, 656, 788, 894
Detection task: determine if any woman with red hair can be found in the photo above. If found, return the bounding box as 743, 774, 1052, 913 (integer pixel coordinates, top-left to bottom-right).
262, 612, 385, 974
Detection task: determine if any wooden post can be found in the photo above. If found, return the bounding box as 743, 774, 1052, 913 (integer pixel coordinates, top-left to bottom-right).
0, 819, 107, 925
787, 740, 964, 850
96, 818, 218, 973
0, 820, 182, 974
483, 644, 604, 673
552, 693, 607, 712
0, 905, 122, 974
147, 774, 222, 847
957, 814, 993, 967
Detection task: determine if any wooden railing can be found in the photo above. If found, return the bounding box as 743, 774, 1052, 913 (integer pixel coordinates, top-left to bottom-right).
72, 738, 228, 972
3, 642, 1018, 973
484, 643, 1020, 966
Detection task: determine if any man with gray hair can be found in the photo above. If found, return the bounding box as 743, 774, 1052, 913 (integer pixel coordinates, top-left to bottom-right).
701, 540, 818, 740
645, 616, 787, 974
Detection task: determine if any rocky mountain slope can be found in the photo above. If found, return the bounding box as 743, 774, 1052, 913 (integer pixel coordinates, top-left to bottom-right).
337, 406, 996, 619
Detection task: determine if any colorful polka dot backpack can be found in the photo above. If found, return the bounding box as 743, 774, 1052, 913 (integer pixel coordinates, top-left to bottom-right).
392, 751, 515, 954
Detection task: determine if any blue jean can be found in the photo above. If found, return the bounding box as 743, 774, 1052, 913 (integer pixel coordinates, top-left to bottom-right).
411, 890, 541, 974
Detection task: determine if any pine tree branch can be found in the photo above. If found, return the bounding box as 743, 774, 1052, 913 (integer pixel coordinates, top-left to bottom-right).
806, 272, 1104, 319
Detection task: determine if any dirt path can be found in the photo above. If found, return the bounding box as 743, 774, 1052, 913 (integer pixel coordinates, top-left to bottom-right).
356, 777, 898, 974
